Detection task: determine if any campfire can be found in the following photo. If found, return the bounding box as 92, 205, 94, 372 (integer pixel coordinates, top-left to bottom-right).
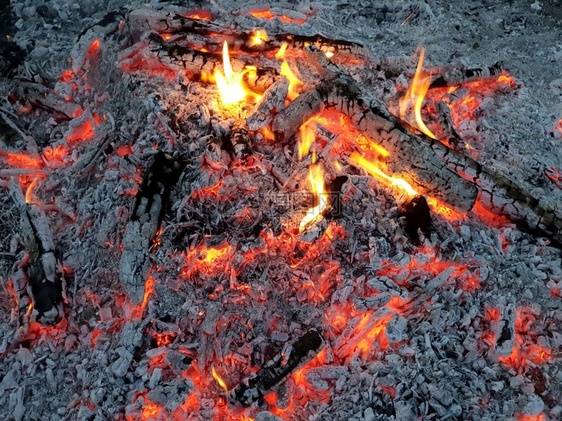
1, 1, 562, 420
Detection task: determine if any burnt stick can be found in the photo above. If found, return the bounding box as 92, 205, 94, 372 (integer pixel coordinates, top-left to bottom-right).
229, 329, 324, 406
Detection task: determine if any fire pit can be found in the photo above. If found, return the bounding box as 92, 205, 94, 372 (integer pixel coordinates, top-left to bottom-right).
1, 1, 562, 420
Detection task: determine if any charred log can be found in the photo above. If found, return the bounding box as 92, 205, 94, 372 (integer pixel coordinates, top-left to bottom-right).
120, 152, 183, 304
229, 329, 324, 406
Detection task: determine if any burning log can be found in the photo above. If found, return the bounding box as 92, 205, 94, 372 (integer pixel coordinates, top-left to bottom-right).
272, 66, 478, 212
424, 131, 562, 243
120, 33, 277, 93
229, 329, 324, 406
8, 180, 64, 329
120, 152, 182, 304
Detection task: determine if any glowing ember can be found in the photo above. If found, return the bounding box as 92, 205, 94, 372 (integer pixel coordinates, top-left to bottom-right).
211, 367, 229, 392
86, 38, 101, 58
214, 41, 246, 105
298, 123, 316, 160
249, 29, 268, 47
2, 151, 43, 169
182, 241, 234, 277
66, 119, 95, 144
518, 414, 545, 421
349, 151, 418, 197
185, 10, 212, 20
399, 49, 437, 139
249, 9, 307, 24
299, 162, 328, 232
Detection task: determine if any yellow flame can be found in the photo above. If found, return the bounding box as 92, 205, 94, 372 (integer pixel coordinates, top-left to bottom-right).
211, 367, 228, 392
299, 123, 316, 160
349, 152, 418, 197
275, 42, 288, 59
299, 163, 327, 232
280, 61, 303, 100
250, 29, 268, 46
214, 41, 246, 105
325, 50, 335, 58
399, 49, 437, 139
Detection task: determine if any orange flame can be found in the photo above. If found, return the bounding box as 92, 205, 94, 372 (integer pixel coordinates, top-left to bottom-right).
349, 151, 418, 197
399, 49, 437, 139
214, 41, 246, 105
249, 29, 268, 47
299, 163, 327, 232
280, 61, 303, 101
212, 367, 229, 392
299, 123, 316, 160
275, 42, 303, 100
25, 177, 40, 204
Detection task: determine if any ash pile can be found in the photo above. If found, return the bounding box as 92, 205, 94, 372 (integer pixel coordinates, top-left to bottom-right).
1, 1, 562, 420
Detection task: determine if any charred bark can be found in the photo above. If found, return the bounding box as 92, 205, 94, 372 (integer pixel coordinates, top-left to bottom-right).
229, 329, 324, 406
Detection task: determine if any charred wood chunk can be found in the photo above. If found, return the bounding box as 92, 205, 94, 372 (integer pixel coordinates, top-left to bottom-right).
120, 152, 183, 304
435, 101, 464, 150
246, 77, 289, 131
495, 305, 515, 357
229, 329, 324, 406
20, 205, 63, 325
229, 126, 253, 162
399, 196, 433, 245
430, 62, 504, 89
325, 176, 348, 219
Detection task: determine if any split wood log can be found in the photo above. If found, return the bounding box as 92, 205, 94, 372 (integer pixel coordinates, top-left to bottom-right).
229, 329, 324, 406
9, 180, 64, 326
272, 67, 477, 212
120, 152, 182, 304
246, 77, 288, 131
